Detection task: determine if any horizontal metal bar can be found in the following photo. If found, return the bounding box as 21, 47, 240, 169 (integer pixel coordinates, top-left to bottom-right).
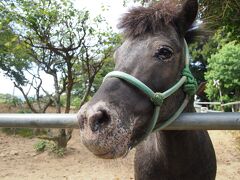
0, 113, 239, 130
221, 101, 240, 107
165, 112, 240, 130
194, 101, 240, 106
0, 114, 77, 129
194, 102, 221, 105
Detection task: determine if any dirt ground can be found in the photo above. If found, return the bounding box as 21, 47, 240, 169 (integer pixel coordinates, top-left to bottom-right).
0, 130, 239, 180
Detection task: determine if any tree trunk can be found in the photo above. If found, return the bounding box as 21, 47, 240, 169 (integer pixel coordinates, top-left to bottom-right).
56, 129, 71, 148
55, 57, 74, 149
53, 73, 61, 114
79, 79, 93, 108
65, 58, 74, 114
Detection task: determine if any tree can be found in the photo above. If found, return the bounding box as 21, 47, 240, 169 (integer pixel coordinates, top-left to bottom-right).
199, 0, 240, 42
0, 20, 30, 86
205, 41, 240, 105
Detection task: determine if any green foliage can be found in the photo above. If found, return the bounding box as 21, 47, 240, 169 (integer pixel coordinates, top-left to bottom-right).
200, 0, 240, 41
205, 41, 240, 102
34, 139, 66, 157
34, 140, 48, 152
0, 93, 22, 106
187, 0, 240, 86
189, 27, 238, 84
49, 143, 66, 157
0, 25, 30, 86
190, 25, 235, 62
0, 0, 31, 85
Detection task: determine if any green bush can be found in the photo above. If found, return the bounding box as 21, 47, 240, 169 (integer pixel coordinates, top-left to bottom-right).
205, 41, 240, 103
34, 140, 48, 152
34, 139, 66, 157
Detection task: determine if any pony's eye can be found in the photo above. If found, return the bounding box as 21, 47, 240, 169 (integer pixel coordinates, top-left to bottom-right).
154, 46, 173, 61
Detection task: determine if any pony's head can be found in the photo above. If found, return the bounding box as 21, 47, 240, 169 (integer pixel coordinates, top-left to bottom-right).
78, 0, 199, 159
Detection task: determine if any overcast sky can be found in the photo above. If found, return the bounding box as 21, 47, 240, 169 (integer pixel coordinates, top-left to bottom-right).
0, 0, 140, 99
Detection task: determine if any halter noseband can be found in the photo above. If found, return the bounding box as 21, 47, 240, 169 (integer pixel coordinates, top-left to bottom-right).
103, 39, 197, 147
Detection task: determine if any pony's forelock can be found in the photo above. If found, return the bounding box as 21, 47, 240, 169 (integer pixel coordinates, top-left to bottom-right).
118, 1, 181, 38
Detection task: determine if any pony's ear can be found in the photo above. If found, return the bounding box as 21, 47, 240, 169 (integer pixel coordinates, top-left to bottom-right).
174, 0, 198, 36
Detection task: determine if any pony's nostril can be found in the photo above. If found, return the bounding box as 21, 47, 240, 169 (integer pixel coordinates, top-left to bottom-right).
90, 110, 111, 132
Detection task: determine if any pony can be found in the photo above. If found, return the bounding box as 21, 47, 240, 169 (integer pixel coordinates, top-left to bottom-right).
78, 0, 217, 179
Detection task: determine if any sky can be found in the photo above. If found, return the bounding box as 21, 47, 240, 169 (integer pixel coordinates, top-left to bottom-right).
0, 0, 139, 99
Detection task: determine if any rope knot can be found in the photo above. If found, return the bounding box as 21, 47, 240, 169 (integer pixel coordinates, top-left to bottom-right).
182, 67, 198, 96
151, 93, 164, 106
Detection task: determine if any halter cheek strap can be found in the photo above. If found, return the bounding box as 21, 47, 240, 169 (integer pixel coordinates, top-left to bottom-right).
103, 39, 198, 148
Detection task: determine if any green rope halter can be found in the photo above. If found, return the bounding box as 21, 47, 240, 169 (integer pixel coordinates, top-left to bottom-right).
182, 66, 198, 96
103, 39, 197, 148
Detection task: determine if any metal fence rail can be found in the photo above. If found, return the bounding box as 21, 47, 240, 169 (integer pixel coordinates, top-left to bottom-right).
0, 113, 240, 130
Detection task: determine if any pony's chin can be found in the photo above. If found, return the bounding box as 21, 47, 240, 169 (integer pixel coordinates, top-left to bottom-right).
81, 139, 129, 159
94, 151, 117, 159
92, 148, 128, 159
89, 141, 132, 159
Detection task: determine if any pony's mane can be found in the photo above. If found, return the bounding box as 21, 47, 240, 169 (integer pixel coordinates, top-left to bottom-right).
118, 1, 181, 38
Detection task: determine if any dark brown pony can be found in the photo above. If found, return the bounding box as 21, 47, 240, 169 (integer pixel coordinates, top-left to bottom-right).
78, 0, 217, 179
